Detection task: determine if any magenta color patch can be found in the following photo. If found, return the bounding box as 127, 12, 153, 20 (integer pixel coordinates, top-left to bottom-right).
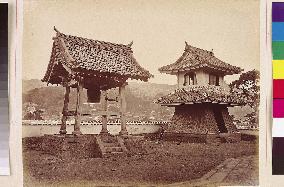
274, 99, 284, 118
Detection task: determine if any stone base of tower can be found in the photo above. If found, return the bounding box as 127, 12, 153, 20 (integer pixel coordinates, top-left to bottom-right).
166, 104, 241, 143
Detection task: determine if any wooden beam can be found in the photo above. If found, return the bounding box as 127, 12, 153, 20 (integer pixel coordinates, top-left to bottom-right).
61, 63, 73, 75
177, 72, 180, 89
184, 102, 194, 104
230, 103, 240, 106
100, 90, 109, 135
59, 38, 75, 63
119, 83, 128, 135
59, 86, 70, 134
105, 96, 118, 102
55, 37, 77, 69
73, 79, 83, 135
46, 43, 57, 83
59, 75, 77, 87
161, 103, 182, 106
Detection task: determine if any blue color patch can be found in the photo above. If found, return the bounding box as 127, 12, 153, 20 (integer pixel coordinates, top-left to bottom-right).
273, 22, 284, 41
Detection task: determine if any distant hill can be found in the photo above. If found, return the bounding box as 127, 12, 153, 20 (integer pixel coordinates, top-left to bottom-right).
22, 79, 253, 121
22, 79, 47, 93
22, 79, 176, 120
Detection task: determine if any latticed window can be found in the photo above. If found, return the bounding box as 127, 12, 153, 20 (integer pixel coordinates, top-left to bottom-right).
209, 74, 220, 86
183, 72, 196, 86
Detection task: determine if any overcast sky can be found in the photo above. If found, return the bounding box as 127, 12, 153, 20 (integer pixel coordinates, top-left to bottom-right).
23, 0, 259, 85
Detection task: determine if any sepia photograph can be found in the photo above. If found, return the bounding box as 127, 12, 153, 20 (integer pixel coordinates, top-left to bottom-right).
22, 0, 260, 186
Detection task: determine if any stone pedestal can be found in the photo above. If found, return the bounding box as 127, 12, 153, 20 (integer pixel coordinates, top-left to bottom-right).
169, 104, 219, 134
42, 134, 101, 159
167, 104, 241, 143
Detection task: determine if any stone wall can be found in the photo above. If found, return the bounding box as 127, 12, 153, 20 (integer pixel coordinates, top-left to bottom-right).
204, 108, 220, 133
221, 107, 239, 133
123, 136, 148, 155
22, 123, 162, 138
41, 135, 101, 159
220, 133, 241, 143
168, 104, 241, 143
29, 135, 150, 159
22, 137, 43, 151
169, 104, 219, 134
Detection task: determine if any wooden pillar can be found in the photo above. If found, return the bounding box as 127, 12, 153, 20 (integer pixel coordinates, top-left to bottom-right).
177, 73, 180, 89
72, 81, 83, 135
119, 83, 128, 135
100, 90, 109, 135
60, 86, 70, 134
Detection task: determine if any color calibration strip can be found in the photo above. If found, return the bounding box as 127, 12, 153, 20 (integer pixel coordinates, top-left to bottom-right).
0, 3, 10, 175
272, 2, 284, 175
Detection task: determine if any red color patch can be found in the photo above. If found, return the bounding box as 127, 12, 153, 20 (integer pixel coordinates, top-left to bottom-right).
274, 79, 284, 99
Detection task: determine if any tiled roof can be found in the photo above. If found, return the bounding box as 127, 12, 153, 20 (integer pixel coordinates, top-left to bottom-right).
159, 42, 243, 75
155, 85, 248, 106
42, 29, 153, 85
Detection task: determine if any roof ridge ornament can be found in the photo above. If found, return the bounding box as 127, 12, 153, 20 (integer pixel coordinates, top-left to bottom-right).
185, 41, 190, 51
127, 41, 133, 47
210, 49, 214, 56
54, 26, 61, 37
54, 26, 60, 33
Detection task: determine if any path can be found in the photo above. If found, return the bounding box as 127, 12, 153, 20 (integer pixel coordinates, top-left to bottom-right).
167, 155, 258, 187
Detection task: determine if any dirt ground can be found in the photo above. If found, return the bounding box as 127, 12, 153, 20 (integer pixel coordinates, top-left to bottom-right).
23, 140, 258, 187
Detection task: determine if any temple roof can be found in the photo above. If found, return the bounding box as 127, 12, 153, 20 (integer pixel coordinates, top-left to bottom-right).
155, 85, 248, 106
42, 28, 153, 88
159, 42, 243, 75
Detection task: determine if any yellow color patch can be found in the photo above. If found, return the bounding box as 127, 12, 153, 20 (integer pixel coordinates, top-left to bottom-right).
273, 60, 284, 79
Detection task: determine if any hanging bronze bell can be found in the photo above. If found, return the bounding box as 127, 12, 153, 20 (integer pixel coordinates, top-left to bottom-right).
87, 87, 101, 103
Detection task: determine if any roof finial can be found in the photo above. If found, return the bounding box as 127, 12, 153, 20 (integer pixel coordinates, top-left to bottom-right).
127, 41, 133, 47
54, 26, 60, 33
210, 49, 214, 55
185, 41, 189, 50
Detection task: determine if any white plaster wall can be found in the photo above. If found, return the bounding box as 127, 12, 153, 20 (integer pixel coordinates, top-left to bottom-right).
22, 124, 162, 138
177, 70, 210, 87
219, 76, 225, 86
195, 70, 209, 86
219, 76, 231, 91
177, 72, 185, 88
176, 70, 232, 88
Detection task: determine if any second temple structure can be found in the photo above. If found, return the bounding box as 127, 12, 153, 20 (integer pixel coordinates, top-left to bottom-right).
156, 42, 247, 142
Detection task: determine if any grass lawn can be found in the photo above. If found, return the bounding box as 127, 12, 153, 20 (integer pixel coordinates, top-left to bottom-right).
23, 139, 258, 187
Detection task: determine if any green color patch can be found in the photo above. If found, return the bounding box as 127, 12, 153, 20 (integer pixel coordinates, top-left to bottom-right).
273, 41, 284, 60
